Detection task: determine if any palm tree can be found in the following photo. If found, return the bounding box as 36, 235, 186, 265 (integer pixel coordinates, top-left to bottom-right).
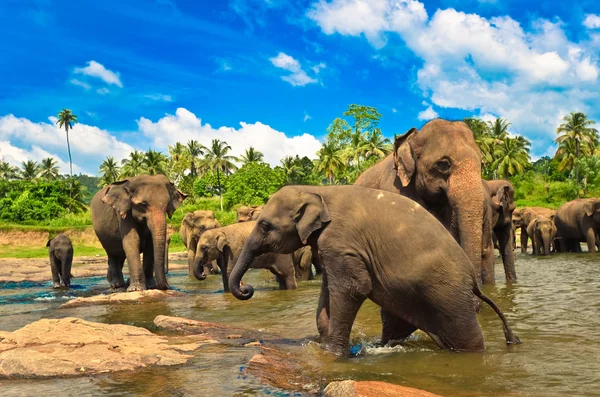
19, 160, 40, 180
39, 157, 60, 180
491, 136, 531, 179
364, 128, 391, 160
55, 109, 78, 179
98, 156, 121, 186
186, 140, 204, 178
143, 149, 167, 175
555, 112, 599, 186
464, 117, 490, 139
280, 156, 297, 183
240, 147, 264, 164
344, 130, 369, 168
0, 161, 17, 180
120, 150, 146, 177
65, 179, 88, 213
488, 118, 511, 139
315, 142, 345, 185
203, 139, 238, 210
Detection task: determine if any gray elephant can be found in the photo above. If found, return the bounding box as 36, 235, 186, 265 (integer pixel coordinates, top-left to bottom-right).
229, 185, 519, 356
355, 120, 485, 282
527, 216, 556, 256
46, 234, 73, 289
293, 246, 317, 281
236, 205, 263, 222
513, 207, 556, 253
554, 198, 600, 253
484, 180, 516, 280
91, 174, 187, 291
192, 221, 297, 292
180, 210, 221, 276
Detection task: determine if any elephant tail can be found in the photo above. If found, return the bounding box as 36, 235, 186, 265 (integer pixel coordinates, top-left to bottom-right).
473, 285, 521, 346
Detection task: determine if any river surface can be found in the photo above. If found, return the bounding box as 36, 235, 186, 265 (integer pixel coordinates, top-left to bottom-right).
1, 253, 599, 397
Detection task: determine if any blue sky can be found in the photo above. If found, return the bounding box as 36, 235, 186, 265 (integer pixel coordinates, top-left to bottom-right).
1, 0, 600, 174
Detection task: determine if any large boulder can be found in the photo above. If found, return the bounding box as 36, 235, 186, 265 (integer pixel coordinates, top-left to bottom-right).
61, 290, 184, 308
0, 317, 206, 378
323, 380, 444, 397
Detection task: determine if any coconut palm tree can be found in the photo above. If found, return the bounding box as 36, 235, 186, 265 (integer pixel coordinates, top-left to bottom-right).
65, 179, 88, 213
0, 161, 17, 180
364, 128, 391, 160
488, 118, 511, 139
55, 109, 78, 179
19, 160, 40, 180
240, 147, 264, 164
555, 112, 599, 185
464, 117, 490, 139
120, 150, 146, 177
39, 157, 60, 180
143, 149, 167, 175
280, 156, 297, 183
315, 142, 345, 185
98, 156, 121, 186
203, 139, 238, 210
492, 136, 531, 179
186, 140, 204, 178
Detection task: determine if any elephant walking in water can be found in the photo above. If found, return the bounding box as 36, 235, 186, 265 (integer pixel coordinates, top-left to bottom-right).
47, 234, 73, 289
554, 198, 600, 253
527, 216, 556, 256
91, 174, 187, 291
229, 185, 520, 356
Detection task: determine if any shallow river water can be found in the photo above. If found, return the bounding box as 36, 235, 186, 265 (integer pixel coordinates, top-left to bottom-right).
1, 252, 599, 397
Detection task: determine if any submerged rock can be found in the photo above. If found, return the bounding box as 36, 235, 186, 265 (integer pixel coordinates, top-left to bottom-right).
60, 289, 184, 308
0, 317, 204, 378
323, 380, 443, 397
154, 315, 250, 340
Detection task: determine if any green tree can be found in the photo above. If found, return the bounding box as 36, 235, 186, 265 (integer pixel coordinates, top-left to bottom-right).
364, 128, 391, 159
0, 161, 17, 180
39, 157, 60, 180
186, 140, 204, 178
315, 141, 345, 184
223, 162, 285, 208
202, 139, 239, 210
120, 150, 146, 177
167, 142, 189, 185
19, 160, 40, 180
193, 172, 227, 198
487, 118, 511, 139
143, 149, 167, 175
55, 109, 78, 179
240, 147, 264, 164
492, 135, 531, 179
98, 156, 121, 186
578, 155, 600, 193
464, 117, 489, 138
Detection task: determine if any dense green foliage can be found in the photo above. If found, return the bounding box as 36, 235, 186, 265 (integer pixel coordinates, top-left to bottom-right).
223, 162, 286, 208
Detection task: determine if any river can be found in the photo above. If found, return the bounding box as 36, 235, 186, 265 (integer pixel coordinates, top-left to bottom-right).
1, 252, 599, 396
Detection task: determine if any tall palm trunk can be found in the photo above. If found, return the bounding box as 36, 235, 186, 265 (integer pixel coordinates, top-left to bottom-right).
576, 139, 580, 197
65, 126, 73, 212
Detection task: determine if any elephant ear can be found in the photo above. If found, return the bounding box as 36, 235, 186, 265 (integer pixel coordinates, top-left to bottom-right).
584, 201, 597, 217
101, 180, 132, 219
46, 239, 52, 248
216, 232, 228, 252
295, 192, 331, 244
183, 212, 195, 228
495, 185, 510, 212
393, 127, 418, 187
167, 182, 188, 219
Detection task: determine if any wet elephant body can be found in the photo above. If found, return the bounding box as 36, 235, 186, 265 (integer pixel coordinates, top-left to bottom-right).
46, 234, 73, 289
229, 185, 519, 356
554, 198, 600, 253
527, 216, 556, 256
180, 210, 221, 276
192, 221, 297, 292
91, 174, 187, 291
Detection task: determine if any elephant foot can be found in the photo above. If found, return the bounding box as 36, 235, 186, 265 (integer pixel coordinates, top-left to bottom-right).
145, 278, 158, 290
127, 283, 146, 292
52, 282, 62, 289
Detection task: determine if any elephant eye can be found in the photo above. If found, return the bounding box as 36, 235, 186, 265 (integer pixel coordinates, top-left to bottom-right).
259, 221, 271, 232
201, 245, 208, 251
435, 159, 452, 173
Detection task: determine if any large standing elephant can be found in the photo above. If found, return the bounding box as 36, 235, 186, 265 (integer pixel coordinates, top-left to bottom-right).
180, 210, 221, 276
46, 234, 73, 289
355, 119, 484, 282
91, 174, 187, 291
484, 180, 516, 281
554, 198, 600, 253
236, 205, 263, 222
229, 185, 519, 356
527, 216, 556, 256
192, 221, 297, 292
513, 207, 556, 252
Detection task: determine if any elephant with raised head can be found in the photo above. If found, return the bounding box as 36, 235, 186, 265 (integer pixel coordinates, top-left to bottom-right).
527, 216, 556, 256
554, 198, 600, 253
229, 185, 520, 356
180, 210, 221, 276
91, 174, 187, 291
355, 119, 485, 282
484, 180, 517, 280
46, 234, 73, 289
513, 207, 556, 253
236, 205, 263, 222
192, 221, 297, 292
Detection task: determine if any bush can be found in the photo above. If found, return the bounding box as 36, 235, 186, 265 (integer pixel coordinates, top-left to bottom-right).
193, 173, 227, 198
223, 162, 285, 209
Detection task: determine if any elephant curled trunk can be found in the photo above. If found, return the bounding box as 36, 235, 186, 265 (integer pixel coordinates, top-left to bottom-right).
229, 233, 258, 300
192, 253, 207, 281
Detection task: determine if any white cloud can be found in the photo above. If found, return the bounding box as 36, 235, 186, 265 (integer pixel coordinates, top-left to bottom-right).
70, 79, 91, 90
304, 113, 312, 122
144, 93, 173, 102
74, 61, 123, 87
583, 14, 600, 29
392, 107, 397, 113
137, 108, 322, 165
269, 52, 319, 86
96, 87, 110, 95
417, 104, 438, 121
312, 62, 327, 74
0, 141, 83, 175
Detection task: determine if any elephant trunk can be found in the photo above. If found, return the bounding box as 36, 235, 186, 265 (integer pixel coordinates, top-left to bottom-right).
149, 211, 169, 290
61, 250, 73, 287
192, 246, 207, 281
542, 232, 551, 256
229, 233, 258, 300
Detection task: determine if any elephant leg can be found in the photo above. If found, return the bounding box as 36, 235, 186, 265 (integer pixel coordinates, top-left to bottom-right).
521, 227, 528, 253
218, 256, 229, 293
496, 226, 516, 281
143, 240, 157, 289
61, 252, 73, 287
481, 239, 495, 284
107, 253, 126, 289
585, 229, 596, 253
121, 222, 145, 291
380, 310, 417, 346
282, 272, 297, 290
316, 270, 330, 341
187, 237, 195, 277
49, 253, 61, 289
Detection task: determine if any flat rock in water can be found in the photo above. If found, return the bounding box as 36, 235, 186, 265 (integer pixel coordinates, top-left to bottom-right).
323, 380, 444, 397
0, 317, 204, 378
61, 290, 184, 308
154, 315, 249, 338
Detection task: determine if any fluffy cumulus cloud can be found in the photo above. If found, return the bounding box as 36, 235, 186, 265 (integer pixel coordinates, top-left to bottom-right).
269, 52, 320, 86
137, 108, 322, 165
74, 60, 123, 87
0, 114, 133, 174
583, 14, 600, 29
307, 0, 600, 155
417, 102, 438, 121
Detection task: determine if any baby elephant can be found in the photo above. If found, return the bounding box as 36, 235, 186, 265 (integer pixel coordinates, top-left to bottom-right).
527, 216, 556, 256
229, 185, 520, 356
46, 234, 74, 288
192, 221, 297, 292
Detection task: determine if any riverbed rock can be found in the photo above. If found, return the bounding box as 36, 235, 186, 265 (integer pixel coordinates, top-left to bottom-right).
60, 289, 184, 308
323, 380, 443, 397
153, 315, 251, 339
0, 317, 204, 378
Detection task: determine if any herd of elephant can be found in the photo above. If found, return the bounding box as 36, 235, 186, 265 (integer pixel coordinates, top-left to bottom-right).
43, 119, 600, 357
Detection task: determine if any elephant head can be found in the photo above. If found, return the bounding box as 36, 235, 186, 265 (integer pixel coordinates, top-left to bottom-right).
491, 183, 516, 226
237, 206, 263, 222
101, 174, 187, 289
394, 120, 484, 270
183, 210, 220, 243
519, 208, 538, 229
533, 216, 556, 255
192, 229, 229, 281
230, 188, 329, 300
584, 199, 600, 228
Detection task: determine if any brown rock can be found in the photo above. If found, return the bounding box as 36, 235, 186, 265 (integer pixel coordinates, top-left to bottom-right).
60, 289, 184, 308
154, 315, 246, 337
323, 380, 443, 397
0, 317, 204, 378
